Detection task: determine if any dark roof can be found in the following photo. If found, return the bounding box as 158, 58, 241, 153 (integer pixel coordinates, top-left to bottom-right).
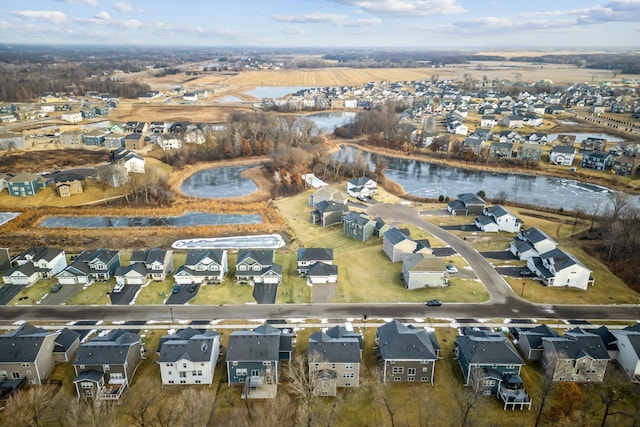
236, 249, 275, 266
73, 370, 104, 383
53, 172, 85, 183
308, 330, 361, 364
226, 324, 282, 362
456, 331, 523, 365
130, 248, 169, 265
543, 329, 610, 360
377, 320, 439, 360
590, 326, 617, 352
314, 200, 349, 213
457, 193, 485, 206
157, 329, 219, 363
53, 328, 80, 353
297, 248, 333, 263
538, 248, 587, 271
520, 227, 555, 245
0, 323, 59, 363
74, 330, 140, 366
551, 144, 576, 154
307, 262, 338, 277
184, 249, 225, 266
518, 324, 559, 351
384, 227, 412, 246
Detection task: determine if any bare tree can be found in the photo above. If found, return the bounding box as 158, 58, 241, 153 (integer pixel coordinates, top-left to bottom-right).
594, 369, 635, 427
4, 383, 61, 427
572, 205, 586, 236
65, 398, 119, 427
535, 354, 558, 427
590, 198, 603, 232
365, 366, 396, 427
286, 352, 319, 427
454, 368, 483, 427
125, 376, 162, 427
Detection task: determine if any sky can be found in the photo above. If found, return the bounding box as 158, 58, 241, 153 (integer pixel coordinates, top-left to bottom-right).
1, 0, 639, 49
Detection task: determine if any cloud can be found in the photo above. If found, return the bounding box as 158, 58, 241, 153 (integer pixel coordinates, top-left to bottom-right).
578, 0, 640, 24
113, 1, 135, 12
273, 13, 349, 24
343, 18, 383, 26
0, 21, 13, 31
94, 11, 111, 20
281, 26, 306, 34
12, 10, 68, 25
110, 19, 144, 29
328, 0, 467, 17
57, 0, 99, 6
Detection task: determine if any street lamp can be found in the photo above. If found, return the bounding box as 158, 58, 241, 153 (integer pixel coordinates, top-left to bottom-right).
521, 282, 526, 297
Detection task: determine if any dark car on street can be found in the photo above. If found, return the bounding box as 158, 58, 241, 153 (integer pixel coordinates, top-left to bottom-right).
425, 299, 442, 307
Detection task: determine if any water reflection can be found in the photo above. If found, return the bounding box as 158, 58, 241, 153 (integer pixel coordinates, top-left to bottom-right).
180, 165, 258, 198
336, 146, 640, 209
40, 212, 262, 228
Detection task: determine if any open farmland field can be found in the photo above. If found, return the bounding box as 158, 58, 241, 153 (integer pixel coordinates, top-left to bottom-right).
118, 103, 253, 122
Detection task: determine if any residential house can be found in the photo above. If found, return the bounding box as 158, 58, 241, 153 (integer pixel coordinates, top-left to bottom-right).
51, 328, 81, 363
517, 324, 560, 361
342, 212, 376, 242
306, 262, 339, 286
73, 330, 143, 401
310, 201, 349, 227
157, 328, 221, 386
488, 142, 513, 159
530, 103, 546, 115
129, 248, 174, 281
346, 176, 377, 199
382, 227, 432, 263
582, 152, 614, 171
500, 115, 524, 128
296, 248, 333, 276
613, 156, 640, 176
581, 137, 607, 152
377, 320, 440, 384
462, 137, 485, 155
541, 328, 610, 382
447, 121, 468, 135
110, 148, 145, 174
61, 112, 82, 123
308, 186, 348, 207
516, 145, 543, 161
545, 105, 565, 114
611, 324, 640, 383
124, 133, 147, 150
591, 104, 606, 115
523, 113, 543, 127
54, 172, 84, 197
235, 250, 282, 285
7, 172, 50, 197
510, 227, 558, 260
149, 121, 168, 133
0, 133, 26, 150
125, 121, 148, 133
527, 248, 592, 290
14, 246, 67, 279
103, 133, 125, 149
82, 129, 108, 147
447, 193, 486, 216
554, 134, 577, 145
401, 253, 449, 289
225, 324, 293, 398
475, 205, 522, 233
591, 326, 618, 360
499, 130, 523, 144
480, 115, 497, 128
455, 330, 531, 410
525, 132, 547, 144
157, 136, 182, 150
470, 128, 493, 142
59, 131, 83, 146
173, 249, 228, 285
0, 323, 61, 385
308, 325, 362, 396
549, 145, 577, 166
56, 249, 120, 285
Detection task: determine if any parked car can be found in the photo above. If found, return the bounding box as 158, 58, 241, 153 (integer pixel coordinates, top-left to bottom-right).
172, 285, 180, 294
425, 299, 442, 307
51, 283, 62, 293
519, 270, 534, 277
188, 284, 197, 293
113, 283, 125, 293
446, 264, 458, 273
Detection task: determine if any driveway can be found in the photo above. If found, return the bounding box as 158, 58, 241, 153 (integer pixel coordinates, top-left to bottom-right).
110, 285, 141, 305
312, 283, 337, 303
42, 283, 82, 305
165, 284, 199, 305
0, 285, 26, 305
253, 283, 278, 304
367, 203, 516, 304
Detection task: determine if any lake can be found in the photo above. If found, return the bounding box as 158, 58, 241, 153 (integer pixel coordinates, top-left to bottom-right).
39, 212, 262, 228
302, 111, 357, 134
335, 146, 640, 210
180, 165, 258, 199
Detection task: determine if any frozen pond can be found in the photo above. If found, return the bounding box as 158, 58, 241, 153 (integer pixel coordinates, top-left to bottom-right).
172, 234, 285, 249
215, 96, 244, 103
547, 132, 624, 143
335, 146, 640, 210
39, 212, 261, 228
0, 212, 20, 227
180, 165, 258, 199
302, 111, 357, 134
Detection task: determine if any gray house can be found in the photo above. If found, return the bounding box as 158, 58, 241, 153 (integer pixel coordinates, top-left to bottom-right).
226, 324, 293, 399
0, 132, 26, 150
377, 320, 440, 384
582, 152, 614, 171
308, 325, 362, 396
235, 249, 282, 285
401, 253, 449, 289
129, 248, 174, 281
173, 249, 228, 285
308, 186, 348, 207
382, 227, 431, 263
517, 324, 560, 361
310, 200, 349, 227
296, 248, 334, 276
342, 212, 376, 242
56, 249, 120, 285
0, 323, 61, 385
447, 193, 486, 216
73, 330, 143, 401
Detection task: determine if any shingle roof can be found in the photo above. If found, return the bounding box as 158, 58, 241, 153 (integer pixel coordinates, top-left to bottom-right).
520, 227, 555, 245
456, 333, 524, 365
236, 249, 275, 266
384, 227, 411, 246
0, 323, 59, 363
74, 330, 140, 365
297, 248, 333, 263
184, 249, 225, 267
226, 324, 281, 362
308, 331, 361, 364
157, 329, 219, 363
538, 248, 587, 271
377, 320, 439, 360
307, 262, 338, 277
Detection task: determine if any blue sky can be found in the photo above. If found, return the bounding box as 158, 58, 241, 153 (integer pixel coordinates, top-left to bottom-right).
1, 0, 639, 48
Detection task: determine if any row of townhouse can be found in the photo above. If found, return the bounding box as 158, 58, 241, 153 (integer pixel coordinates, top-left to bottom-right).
4, 321, 640, 406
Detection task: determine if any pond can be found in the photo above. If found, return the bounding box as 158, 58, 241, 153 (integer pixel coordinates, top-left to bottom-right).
215, 96, 244, 103
180, 165, 258, 199
301, 111, 357, 134
547, 132, 624, 143
39, 212, 262, 228
335, 146, 640, 210
0, 212, 20, 227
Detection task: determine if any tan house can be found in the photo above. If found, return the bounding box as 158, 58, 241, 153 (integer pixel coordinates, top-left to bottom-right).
54, 172, 84, 197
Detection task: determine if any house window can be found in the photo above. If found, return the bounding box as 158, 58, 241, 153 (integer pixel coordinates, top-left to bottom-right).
408, 377, 415, 382
422, 367, 430, 372
558, 377, 566, 381
394, 377, 402, 382
420, 360, 429, 365
506, 364, 516, 369
180, 380, 186, 384
79, 365, 85, 370
182, 363, 187, 368
253, 265, 261, 271
407, 368, 416, 376
167, 363, 173, 367
344, 383, 352, 387
167, 372, 172, 376
345, 363, 353, 369
195, 380, 201, 384
263, 361, 271, 366
586, 367, 597, 373
421, 377, 429, 382
12, 372, 20, 379
392, 367, 404, 374
236, 369, 247, 376
29, 380, 36, 385
238, 265, 247, 271
103, 365, 110, 371
232, 361, 238, 366
25, 370, 32, 376
168, 380, 174, 384
482, 380, 496, 387
81, 382, 94, 389
0, 371, 6, 378
342, 373, 354, 379
85, 390, 93, 397
179, 372, 186, 378
21, 363, 30, 368
251, 370, 260, 377
571, 376, 578, 381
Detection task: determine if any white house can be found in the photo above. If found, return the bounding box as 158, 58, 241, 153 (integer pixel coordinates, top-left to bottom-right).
480, 115, 496, 128
527, 248, 592, 290
346, 176, 377, 198
174, 249, 228, 285
157, 137, 182, 150
549, 145, 577, 166
157, 328, 221, 386
475, 205, 522, 233
447, 121, 468, 135
611, 325, 640, 383
61, 112, 83, 123
510, 227, 557, 260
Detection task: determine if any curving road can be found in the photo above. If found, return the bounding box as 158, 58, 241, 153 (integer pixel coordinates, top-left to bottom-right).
367, 203, 515, 304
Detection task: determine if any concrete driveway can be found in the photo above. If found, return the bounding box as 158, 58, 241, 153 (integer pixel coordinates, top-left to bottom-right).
110, 285, 141, 305
166, 284, 199, 305
367, 203, 516, 304
0, 285, 26, 305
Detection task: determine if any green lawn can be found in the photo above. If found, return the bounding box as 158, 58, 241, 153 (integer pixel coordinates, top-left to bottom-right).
65, 280, 112, 305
